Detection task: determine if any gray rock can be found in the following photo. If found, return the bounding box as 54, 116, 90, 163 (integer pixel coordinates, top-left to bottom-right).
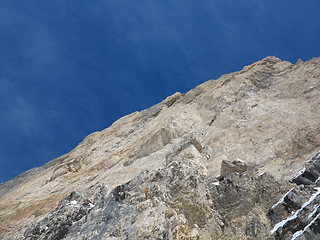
20, 142, 292, 240
269, 152, 320, 240
2, 56, 320, 239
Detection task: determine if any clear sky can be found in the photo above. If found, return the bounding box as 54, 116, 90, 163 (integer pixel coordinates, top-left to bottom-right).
0, 0, 320, 183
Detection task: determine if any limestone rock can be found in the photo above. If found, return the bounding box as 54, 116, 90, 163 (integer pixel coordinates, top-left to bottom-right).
220, 159, 254, 177
23, 191, 94, 240
17, 140, 290, 239
1, 56, 320, 239
269, 152, 320, 240
290, 152, 320, 186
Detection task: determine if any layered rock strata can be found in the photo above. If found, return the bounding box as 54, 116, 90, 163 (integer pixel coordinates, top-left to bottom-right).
19, 151, 320, 239
21, 139, 291, 239
269, 153, 320, 240
1, 56, 320, 239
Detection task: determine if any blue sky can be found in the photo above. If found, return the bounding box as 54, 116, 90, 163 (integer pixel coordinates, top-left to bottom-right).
0, 0, 320, 183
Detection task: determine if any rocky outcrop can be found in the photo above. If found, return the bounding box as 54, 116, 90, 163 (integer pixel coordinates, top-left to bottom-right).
220, 159, 254, 177
17, 152, 320, 240
1, 56, 320, 239
18, 135, 291, 240
290, 152, 320, 186
24, 191, 95, 240
269, 152, 320, 240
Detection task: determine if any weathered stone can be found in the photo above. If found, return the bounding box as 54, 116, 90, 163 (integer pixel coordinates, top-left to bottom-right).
220, 159, 254, 177
1, 56, 320, 239
269, 152, 320, 240
17, 140, 292, 240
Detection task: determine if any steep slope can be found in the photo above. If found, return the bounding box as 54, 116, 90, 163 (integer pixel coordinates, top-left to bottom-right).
269, 153, 320, 239
16, 151, 320, 239
0, 56, 320, 239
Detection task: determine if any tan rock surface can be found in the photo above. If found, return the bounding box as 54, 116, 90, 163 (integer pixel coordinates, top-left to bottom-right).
1, 56, 320, 238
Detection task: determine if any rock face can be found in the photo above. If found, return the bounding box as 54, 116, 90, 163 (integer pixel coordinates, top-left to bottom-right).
21, 137, 291, 240
269, 153, 320, 240
1, 56, 320, 239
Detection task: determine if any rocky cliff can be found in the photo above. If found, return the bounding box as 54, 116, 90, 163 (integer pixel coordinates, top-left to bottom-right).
1, 56, 320, 239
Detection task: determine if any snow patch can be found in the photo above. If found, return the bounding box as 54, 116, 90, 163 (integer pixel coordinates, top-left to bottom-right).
270, 212, 299, 234
271, 187, 320, 234
308, 204, 319, 219
306, 152, 320, 163
67, 200, 78, 206
290, 167, 306, 180
291, 212, 320, 240
272, 187, 295, 209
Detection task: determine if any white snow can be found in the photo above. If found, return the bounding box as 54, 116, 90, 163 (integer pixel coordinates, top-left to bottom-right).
89, 203, 95, 209
290, 167, 306, 180
302, 188, 320, 209
271, 187, 320, 234
291, 229, 303, 239
68, 200, 78, 205
212, 182, 220, 186
291, 212, 320, 240
306, 152, 320, 163
272, 187, 295, 209
270, 211, 299, 234
308, 204, 319, 219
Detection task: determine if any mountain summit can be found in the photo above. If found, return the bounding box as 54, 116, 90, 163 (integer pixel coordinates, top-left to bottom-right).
1, 56, 320, 239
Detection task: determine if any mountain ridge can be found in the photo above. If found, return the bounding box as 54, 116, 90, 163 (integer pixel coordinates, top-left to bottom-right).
1, 56, 320, 239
